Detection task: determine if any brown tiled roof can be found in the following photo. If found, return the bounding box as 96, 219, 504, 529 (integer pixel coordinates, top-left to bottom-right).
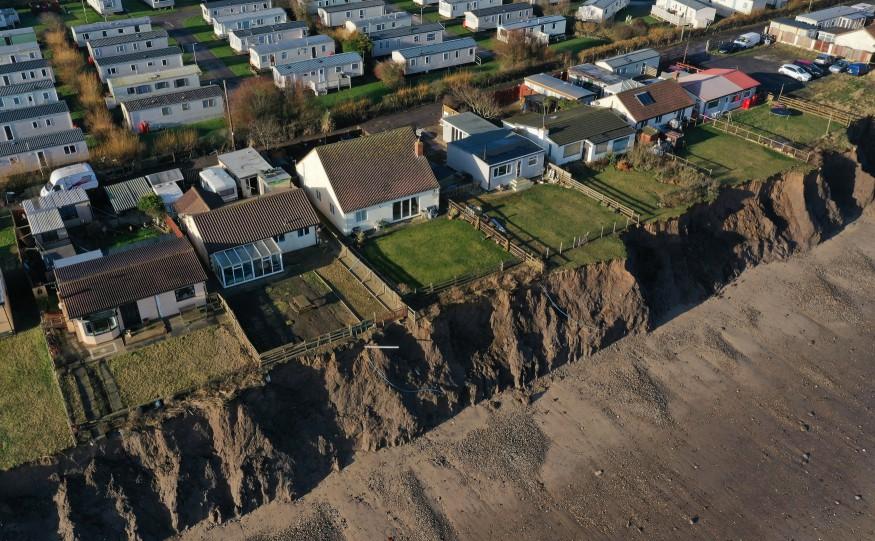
190, 188, 319, 254
173, 186, 223, 216
55, 237, 208, 320
613, 79, 695, 123
313, 127, 439, 213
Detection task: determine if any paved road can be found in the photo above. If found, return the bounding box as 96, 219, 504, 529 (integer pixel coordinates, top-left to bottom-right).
151, 5, 237, 84
700, 46, 810, 94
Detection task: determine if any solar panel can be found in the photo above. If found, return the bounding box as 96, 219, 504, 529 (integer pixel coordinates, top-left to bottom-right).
635, 91, 655, 105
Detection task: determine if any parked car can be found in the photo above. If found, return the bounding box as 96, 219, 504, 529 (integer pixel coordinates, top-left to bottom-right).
814, 53, 838, 66
733, 32, 762, 49
846, 63, 871, 76
40, 163, 98, 196
778, 63, 812, 82
717, 41, 739, 54
829, 59, 851, 73
794, 60, 825, 78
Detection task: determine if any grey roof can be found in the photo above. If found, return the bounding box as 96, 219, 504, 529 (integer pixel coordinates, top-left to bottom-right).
250, 34, 334, 54
580, 0, 621, 9
369, 22, 444, 41
213, 7, 287, 22
94, 46, 182, 67
0, 101, 69, 124
0, 128, 85, 158
104, 177, 154, 214
499, 15, 566, 30
524, 73, 595, 100
770, 16, 819, 30
568, 62, 627, 85
27, 207, 65, 235
504, 105, 634, 146
797, 5, 869, 22
672, 0, 710, 9
274, 52, 362, 74
203, 0, 267, 8
0, 59, 49, 76
449, 129, 543, 165
0, 79, 56, 98
319, 0, 384, 12
86, 29, 168, 49
441, 112, 500, 136
217, 147, 271, 179
394, 37, 476, 59
122, 85, 223, 112
22, 188, 89, 215
469, 3, 532, 16
72, 17, 151, 34
597, 48, 660, 69
229, 21, 307, 38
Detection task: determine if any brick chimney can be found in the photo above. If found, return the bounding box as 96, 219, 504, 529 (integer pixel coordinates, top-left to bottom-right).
414, 139, 424, 157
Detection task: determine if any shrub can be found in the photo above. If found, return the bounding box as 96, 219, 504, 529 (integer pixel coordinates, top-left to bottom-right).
374, 60, 406, 90
137, 193, 166, 220
331, 98, 371, 127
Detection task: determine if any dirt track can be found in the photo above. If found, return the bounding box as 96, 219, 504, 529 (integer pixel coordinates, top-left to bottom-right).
187, 208, 875, 541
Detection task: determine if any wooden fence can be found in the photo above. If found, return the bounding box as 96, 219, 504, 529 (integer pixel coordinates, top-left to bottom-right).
405, 259, 520, 301
546, 164, 642, 224
664, 152, 714, 177
448, 200, 542, 264
699, 115, 813, 162
770, 93, 857, 128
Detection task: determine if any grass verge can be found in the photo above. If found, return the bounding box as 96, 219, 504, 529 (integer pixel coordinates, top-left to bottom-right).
730, 103, 843, 145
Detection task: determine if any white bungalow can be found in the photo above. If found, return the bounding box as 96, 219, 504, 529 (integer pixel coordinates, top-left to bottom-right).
249, 35, 336, 71
0, 80, 58, 111
228, 21, 308, 52
317, 1, 388, 27
272, 52, 364, 94
201, 0, 273, 23
576, 0, 630, 23
650, 0, 716, 29
391, 37, 477, 74
446, 128, 545, 191
708, 0, 766, 15
370, 23, 444, 57
0, 102, 74, 142
497, 15, 567, 44
70, 17, 152, 47
439, 0, 501, 18
464, 4, 533, 31
595, 47, 660, 76
212, 8, 289, 38
345, 12, 413, 34
93, 46, 184, 82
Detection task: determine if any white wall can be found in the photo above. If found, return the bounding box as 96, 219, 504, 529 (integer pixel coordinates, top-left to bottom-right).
87, 0, 124, 15
438, 0, 501, 17
0, 141, 89, 177
275, 226, 318, 251
372, 29, 443, 57
202, 0, 273, 23
393, 43, 476, 74
0, 44, 41, 65
108, 72, 201, 103
0, 87, 57, 111
0, 111, 73, 141
319, 5, 387, 27
465, 7, 532, 31
123, 94, 225, 132
88, 35, 171, 59
229, 26, 308, 52
0, 64, 54, 86
447, 144, 545, 190
72, 21, 153, 46
250, 39, 335, 70
96, 53, 184, 82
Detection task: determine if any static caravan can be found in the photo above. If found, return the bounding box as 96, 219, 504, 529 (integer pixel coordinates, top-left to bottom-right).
87, 0, 124, 16
0, 80, 58, 111
576, 0, 629, 23
345, 12, 413, 34
0, 102, 74, 141
93, 46, 184, 82
0, 269, 12, 336
0, 128, 89, 178
250, 35, 336, 71
121, 85, 225, 132
497, 15, 567, 43
464, 4, 533, 31
140, 0, 176, 8
201, 0, 273, 23
0, 9, 20, 31
649, 0, 716, 29
228, 21, 308, 52
107, 64, 203, 106
0, 42, 42, 65
522, 73, 595, 103
317, 1, 388, 27
86, 30, 170, 60
70, 18, 153, 47
299, 0, 372, 14
0, 59, 54, 87
1, 28, 37, 46
370, 23, 444, 57
438, 0, 501, 19
392, 37, 476, 74
596, 47, 660, 76
272, 52, 364, 94
212, 8, 288, 38
414, 0, 439, 6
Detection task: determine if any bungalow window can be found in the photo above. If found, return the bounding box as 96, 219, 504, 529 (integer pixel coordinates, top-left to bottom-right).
182, 102, 191, 111
275, 233, 286, 242
155, 81, 169, 89
427, 33, 436, 41
84, 310, 119, 336
116, 45, 125, 52
108, 67, 118, 75
732, 93, 741, 102
174, 285, 196, 302
705, 99, 719, 109
315, 190, 322, 201
392, 197, 418, 221
162, 106, 172, 115
611, 137, 629, 153
527, 155, 538, 166
563, 142, 582, 158
330, 203, 335, 214
492, 163, 511, 177
355, 209, 367, 222
174, 78, 189, 88
135, 84, 151, 94
203, 98, 216, 107
63, 144, 77, 155
297, 226, 310, 237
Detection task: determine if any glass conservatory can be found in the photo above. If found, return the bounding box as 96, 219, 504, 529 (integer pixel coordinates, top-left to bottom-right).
211, 238, 283, 288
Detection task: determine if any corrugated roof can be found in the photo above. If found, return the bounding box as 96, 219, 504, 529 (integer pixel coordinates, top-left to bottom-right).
55, 237, 208, 319
250, 34, 334, 54
449, 128, 543, 165
568, 62, 627, 85
468, 3, 531, 16
394, 37, 476, 59
311, 126, 439, 213
0, 79, 55, 98
94, 46, 182, 67
229, 21, 307, 38
86, 29, 168, 49
612, 79, 694, 122
504, 105, 634, 146
0, 128, 85, 158
104, 177, 154, 213
0, 58, 49, 76
320, 0, 384, 12
191, 188, 319, 254
499, 15, 566, 30
122, 85, 223, 112
27, 207, 65, 235
524, 73, 595, 100
597, 48, 660, 69
273, 52, 362, 74
0, 101, 69, 124
370, 22, 444, 41
22, 188, 89, 215
72, 17, 151, 34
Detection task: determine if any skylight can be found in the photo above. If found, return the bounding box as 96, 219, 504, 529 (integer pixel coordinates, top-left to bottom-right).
635, 91, 655, 106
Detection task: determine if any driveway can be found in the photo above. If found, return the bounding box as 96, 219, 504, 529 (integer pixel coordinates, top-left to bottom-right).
699, 46, 811, 94
151, 5, 237, 83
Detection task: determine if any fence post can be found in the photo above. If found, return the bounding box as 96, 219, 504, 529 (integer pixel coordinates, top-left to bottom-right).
559, 241, 563, 256
613, 221, 616, 234
600, 225, 604, 237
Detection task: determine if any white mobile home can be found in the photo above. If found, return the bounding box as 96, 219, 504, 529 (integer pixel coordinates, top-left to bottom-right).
0, 42, 42, 65
392, 37, 476, 74
87, 0, 124, 16
140, 0, 176, 8
464, 4, 533, 31
1, 27, 37, 46
0, 9, 20, 30
299, 0, 371, 14
446, 129, 545, 191
201, 0, 273, 23
650, 0, 716, 29
596, 47, 660, 76
272, 52, 364, 94
370, 23, 444, 57
250, 35, 336, 71
296, 127, 440, 235
0, 128, 89, 178
86, 30, 170, 60
0, 102, 74, 142
317, 1, 388, 27
795, 4, 872, 28
121, 85, 225, 132
576, 0, 629, 23
414, 0, 439, 5
345, 12, 413, 34
71, 17, 152, 47
93, 46, 184, 82
228, 21, 308, 52
107, 65, 203, 106
0, 80, 58, 111
497, 15, 567, 44
212, 8, 289, 38
0, 59, 54, 87
439, 0, 501, 18
708, 0, 765, 15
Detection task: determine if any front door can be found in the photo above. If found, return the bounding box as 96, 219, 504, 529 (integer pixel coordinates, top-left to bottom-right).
36, 150, 48, 168
2, 126, 11, 140
119, 302, 142, 329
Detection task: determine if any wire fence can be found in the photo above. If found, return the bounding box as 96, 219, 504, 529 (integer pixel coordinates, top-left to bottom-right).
696, 114, 813, 162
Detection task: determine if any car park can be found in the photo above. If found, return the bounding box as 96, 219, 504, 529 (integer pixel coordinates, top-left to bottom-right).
778, 63, 812, 82
814, 54, 838, 66
829, 59, 851, 73
717, 41, 740, 54
794, 60, 825, 78
846, 63, 871, 76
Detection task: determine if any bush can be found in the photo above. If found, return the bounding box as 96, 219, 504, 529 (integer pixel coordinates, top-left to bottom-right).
374, 60, 406, 90
331, 98, 371, 127
137, 193, 166, 220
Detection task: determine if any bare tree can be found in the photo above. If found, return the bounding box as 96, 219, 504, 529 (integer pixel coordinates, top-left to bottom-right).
452, 84, 502, 120
248, 118, 284, 149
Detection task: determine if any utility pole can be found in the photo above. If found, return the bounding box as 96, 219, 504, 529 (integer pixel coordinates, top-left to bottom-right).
223, 79, 235, 150
192, 42, 197, 64
81, 0, 89, 23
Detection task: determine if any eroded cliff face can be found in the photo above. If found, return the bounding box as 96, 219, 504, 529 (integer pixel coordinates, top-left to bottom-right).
0, 148, 871, 541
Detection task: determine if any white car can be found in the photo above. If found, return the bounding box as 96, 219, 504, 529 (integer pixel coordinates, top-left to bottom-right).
778, 64, 812, 82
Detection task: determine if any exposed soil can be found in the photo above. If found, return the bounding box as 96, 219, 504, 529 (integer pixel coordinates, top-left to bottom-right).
0, 134, 872, 539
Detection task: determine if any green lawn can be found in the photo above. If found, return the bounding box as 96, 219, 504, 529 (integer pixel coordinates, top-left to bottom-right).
316, 77, 392, 107
471, 184, 628, 267
729, 104, 842, 145
107, 226, 163, 249
793, 71, 875, 116
205, 42, 253, 77
573, 165, 691, 222
0, 328, 73, 470
679, 126, 800, 185
107, 323, 257, 406
361, 218, 514, 289
183, 14, 216, 43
